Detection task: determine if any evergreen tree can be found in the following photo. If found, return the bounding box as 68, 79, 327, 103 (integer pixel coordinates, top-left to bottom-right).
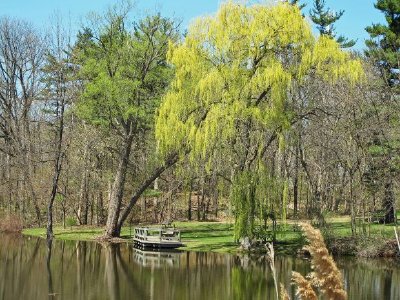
310, 0, 356, 48
289, 0, 306, 10
364, 0, 400, 224
366, 0, 400, 87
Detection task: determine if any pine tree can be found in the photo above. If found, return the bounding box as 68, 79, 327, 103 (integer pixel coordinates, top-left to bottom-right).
364, 0, 400, 224
366, 0, 400, 87
289, 0, 306, 10
310, 0, 356, 48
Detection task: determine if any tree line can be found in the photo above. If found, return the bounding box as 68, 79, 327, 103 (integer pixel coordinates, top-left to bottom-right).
0, 0, 398, 240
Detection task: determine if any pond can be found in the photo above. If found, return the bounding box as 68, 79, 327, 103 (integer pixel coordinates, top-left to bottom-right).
0, 234, 399, 300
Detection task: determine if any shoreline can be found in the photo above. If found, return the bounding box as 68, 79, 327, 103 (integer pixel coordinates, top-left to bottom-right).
20, 220, 400, 258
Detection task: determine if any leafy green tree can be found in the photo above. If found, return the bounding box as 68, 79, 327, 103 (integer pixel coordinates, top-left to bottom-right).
365, 0, 400, 224
74, 5, 179, 238
310, 0, 356, 48
156, 1, 363, 238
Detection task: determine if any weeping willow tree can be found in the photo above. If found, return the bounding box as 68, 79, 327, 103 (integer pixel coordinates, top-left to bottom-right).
232, 168, 285, 240
156, 1, 363, 238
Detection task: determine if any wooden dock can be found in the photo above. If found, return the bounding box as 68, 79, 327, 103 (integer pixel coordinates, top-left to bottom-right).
133, 227, 184, 249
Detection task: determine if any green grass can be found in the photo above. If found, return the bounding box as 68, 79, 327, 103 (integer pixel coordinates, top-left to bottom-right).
23, 222, 239, 252
175, 221, 237, 252
22, 216, 400, 254
23, 227, 105, 241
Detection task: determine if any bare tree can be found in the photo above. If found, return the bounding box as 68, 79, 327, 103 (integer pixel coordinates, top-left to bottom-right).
0, 17, 45, 224
42, 15, 73, 239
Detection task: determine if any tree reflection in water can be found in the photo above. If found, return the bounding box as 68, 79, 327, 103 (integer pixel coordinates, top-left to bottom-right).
0, 234, 399, 300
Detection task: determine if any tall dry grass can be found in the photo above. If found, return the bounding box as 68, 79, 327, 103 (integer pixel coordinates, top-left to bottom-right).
274, 222, 347, 300
266, 242, 279, 300
280, 284, 290, 300
299, 222, 347, 300
291, 272, 317, 300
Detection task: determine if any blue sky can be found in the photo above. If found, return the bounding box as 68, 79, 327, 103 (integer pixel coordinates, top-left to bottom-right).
0, 0, 385, 50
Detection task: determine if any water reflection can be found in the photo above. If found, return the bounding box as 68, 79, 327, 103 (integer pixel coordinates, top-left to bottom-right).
0, 234, 399, 300
132, 249, 182, 268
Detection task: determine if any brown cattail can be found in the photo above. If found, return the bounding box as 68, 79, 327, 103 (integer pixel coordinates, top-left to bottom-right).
291, 272, 318, 300
299, 222, 347, 300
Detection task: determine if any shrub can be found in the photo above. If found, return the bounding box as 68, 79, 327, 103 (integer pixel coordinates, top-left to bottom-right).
66, 217, 77, 228
0, 213, 23, 233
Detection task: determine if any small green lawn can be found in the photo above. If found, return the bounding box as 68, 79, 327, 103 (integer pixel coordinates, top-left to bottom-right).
175, 221, 237, 252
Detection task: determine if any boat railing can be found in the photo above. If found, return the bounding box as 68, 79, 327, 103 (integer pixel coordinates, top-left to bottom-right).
134, 227, 181, 243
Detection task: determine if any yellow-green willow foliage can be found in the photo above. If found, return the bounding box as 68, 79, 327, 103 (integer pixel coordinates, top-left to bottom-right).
155, 1, 363, 160
232, 168, 284, 240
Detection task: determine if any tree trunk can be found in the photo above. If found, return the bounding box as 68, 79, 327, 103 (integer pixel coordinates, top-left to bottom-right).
115, 152, 179, 234
47, 97, 65, 240
293, 175, 298, 217
187, 180, 193, 221
197, 184, 201, 221
383, 178, 395, 224
293, 131, 301, 217
97, 190, 105, 226
200, 185, 205, 221
104, 135, 134, 238
350, 175, 356, 236
78, 142, 90, 225
212, 173, 218, 218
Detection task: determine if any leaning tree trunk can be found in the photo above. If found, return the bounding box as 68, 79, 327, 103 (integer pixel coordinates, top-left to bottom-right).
115, 152, 180, 234
103, 135, 133, 239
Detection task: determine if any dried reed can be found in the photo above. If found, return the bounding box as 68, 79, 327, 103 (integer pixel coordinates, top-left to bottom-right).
299, 222, 347, 300
266, 242, 279, 300
291, 272, 318, 300
280, 283, 290, 300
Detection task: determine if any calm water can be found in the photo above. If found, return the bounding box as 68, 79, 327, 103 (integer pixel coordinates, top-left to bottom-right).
0, 234, 399, 300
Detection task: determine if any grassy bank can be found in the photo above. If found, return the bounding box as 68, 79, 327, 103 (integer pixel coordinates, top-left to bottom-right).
23, 222, 239, 253
22, 216, 400, 255
23, 221, 301, 253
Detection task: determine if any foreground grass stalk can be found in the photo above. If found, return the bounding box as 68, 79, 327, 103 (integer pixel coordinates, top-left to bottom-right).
395, 227, 400, 254
278, 223, 348, 300
266, 243, 279, 300
291, 272, 317, 300
299, 222, 347, 300
280, 284, 290, 300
